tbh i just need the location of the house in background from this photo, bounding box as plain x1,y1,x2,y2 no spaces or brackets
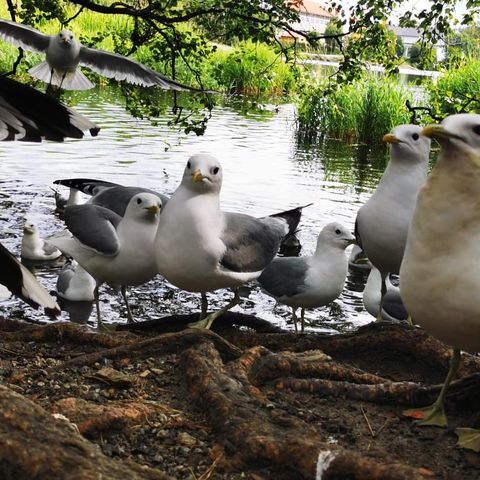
278,0,334,43
392,26,446,61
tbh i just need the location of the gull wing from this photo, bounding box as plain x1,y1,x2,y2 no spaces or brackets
63,204,122,256
0,18,49,52
79,45,200,91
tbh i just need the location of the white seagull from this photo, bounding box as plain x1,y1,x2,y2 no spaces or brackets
0,18,202,91
21,221,62,261
154,153,307,329
258,222,355,332
400,114,480,451
355,125,430,321
51,192,162,328
56,260,95,302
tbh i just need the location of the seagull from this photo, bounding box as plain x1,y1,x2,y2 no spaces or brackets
258,222,355,332
21,221,62,261
53,178,168,217
0,242,60,317
400,114,480,451
363,266,408,322
0,18,203,91
51,186,83,216
0,75,99,140
50,192,162,328
348,244,370,272
355,125,430,321
56,260,95,302
154,153,308,329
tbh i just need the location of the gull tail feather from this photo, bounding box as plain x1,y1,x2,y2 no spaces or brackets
29,62,94,90
269,203,313,235
53,178,119,196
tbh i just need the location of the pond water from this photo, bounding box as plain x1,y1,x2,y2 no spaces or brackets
0,87,391,333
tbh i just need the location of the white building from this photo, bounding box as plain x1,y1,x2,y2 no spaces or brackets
278,0,334,43
392,26,445,61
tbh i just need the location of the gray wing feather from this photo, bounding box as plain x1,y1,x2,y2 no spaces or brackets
382,291,409,321
63,204,122,255
79,46,196,91
56,265,74,294
90,186,168,216
220,213,288,273
258,257,309,298
0,18,50,53
42,241,60,256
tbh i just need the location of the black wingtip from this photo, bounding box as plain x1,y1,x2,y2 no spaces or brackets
269,203,313,235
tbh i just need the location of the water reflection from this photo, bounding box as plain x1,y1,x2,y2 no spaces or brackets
0,86,390,332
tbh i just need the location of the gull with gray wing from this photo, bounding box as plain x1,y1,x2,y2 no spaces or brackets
258,222,355,332
51,192,162,328
355,125,430,321
154,154,308,329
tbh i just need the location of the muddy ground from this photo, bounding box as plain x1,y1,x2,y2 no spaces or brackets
0,315,479,480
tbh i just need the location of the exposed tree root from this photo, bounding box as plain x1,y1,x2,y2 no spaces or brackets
116,311,285,334
223,322,480,377
180,341,432,480
0,385,171,480
63,328,242,368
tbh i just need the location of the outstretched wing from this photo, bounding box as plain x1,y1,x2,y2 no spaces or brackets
0,18,49,53
79,45,201,91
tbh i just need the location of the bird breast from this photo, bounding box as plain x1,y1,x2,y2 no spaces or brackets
47,39,81,70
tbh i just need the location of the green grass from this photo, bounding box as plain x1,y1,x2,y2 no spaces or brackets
296,75,413,144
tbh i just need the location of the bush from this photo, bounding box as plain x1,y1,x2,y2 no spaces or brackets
425,58,480,118
296,75,413,144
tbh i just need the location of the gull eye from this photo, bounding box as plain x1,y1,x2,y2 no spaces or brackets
136,198,142,205
412,133,419,140
335,229,341,235
473,125,480,135
187,161,191,169
212,167,219,175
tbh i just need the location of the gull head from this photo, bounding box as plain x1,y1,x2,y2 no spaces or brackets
23,222,37,236
383,124,431,163
317,222,356,251
182,154,223,193
422,113,480,154
125,193,162,222
56,30,76,48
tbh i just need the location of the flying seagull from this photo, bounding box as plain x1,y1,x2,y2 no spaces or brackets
400,113,480,452
0,18,202,91
0,75,99,140
355,124,430,321
258,222,355,332
51,192,162,328
154,153,309,329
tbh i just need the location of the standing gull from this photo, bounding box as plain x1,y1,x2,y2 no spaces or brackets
51,192,162,328
400,114,480,450
154,154,307,329
355,125,430,321
0,75,99,140
0,18,203,91
258,222,355,332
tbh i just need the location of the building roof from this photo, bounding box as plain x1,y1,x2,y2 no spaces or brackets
287,0,333,19
391,27,420,37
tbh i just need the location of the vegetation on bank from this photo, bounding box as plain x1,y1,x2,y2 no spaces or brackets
296,75,413,144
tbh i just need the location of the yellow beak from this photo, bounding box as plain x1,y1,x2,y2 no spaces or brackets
147,204,161,215
192,169,204,183
383,133,400,144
